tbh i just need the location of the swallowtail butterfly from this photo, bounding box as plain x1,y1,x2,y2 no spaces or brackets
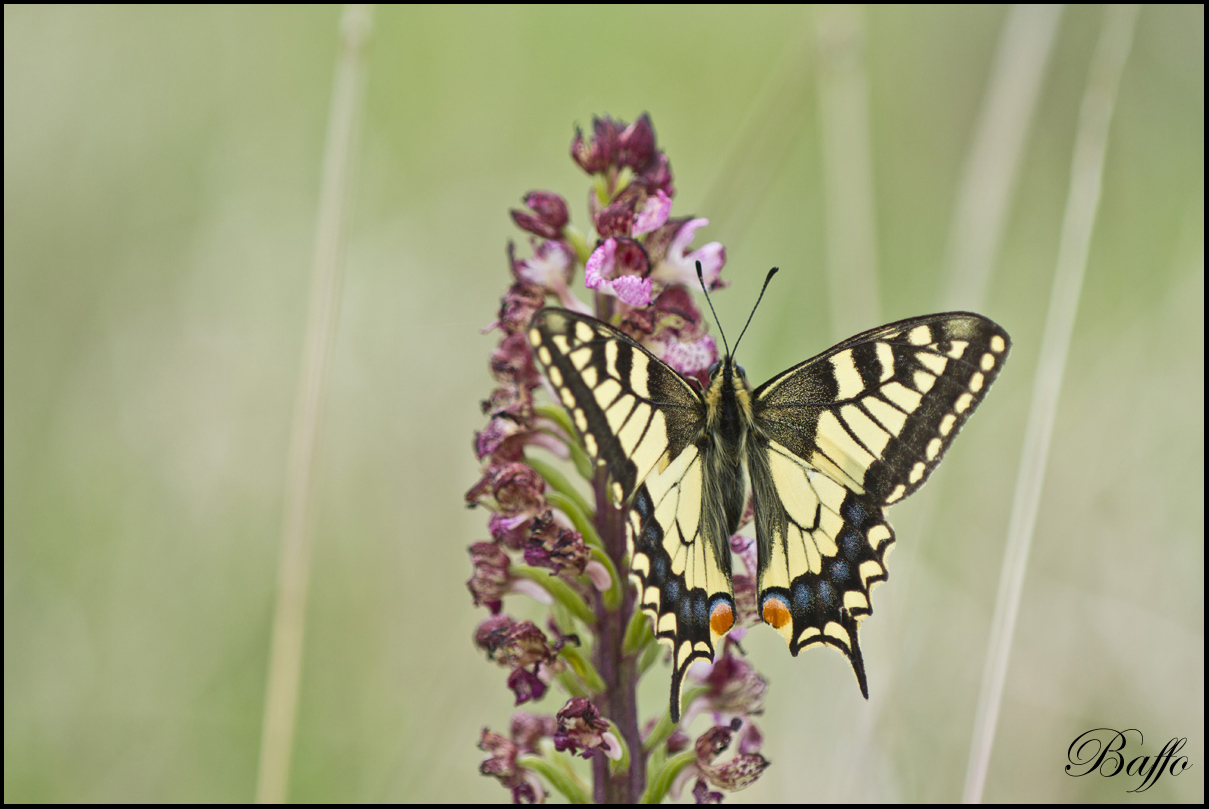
527,268,1009,721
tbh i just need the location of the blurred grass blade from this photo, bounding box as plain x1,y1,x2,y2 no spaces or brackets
816,4,881,339
700,12,813,241
255,5,373,803
836,7,1062,796
942,4,1064,312
962,6,1140,803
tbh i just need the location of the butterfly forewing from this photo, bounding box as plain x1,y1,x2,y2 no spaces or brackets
748,313,1010,688
527,309,735,720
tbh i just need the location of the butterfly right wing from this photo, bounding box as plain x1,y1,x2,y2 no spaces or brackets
527,309,733,721
747,313,1011,694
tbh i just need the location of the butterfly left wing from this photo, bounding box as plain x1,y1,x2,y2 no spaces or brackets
747,312,1011,694
527,309,734,721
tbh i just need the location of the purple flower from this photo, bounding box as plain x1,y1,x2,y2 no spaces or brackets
496,281,546,335
616,114,657,172
510,240,590,314
487,513,533,550
702,652,769,717
523,510,588,576
511,191,569,239
479,728,547,804
674,720,770,801
697,722,770,792
594,185,641,239
475,615,566,706
633,189,672,236
651,218,726,290
585,238,653,307
570,117,620,174
553,697,620,761
651,332,718,379
475,617,557,669
465,461,546,517
491,331,543,390
467,541,511,613
507,666,549,705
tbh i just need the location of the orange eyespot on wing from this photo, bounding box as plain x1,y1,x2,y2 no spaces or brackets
710,600,735,636
762,594,791,629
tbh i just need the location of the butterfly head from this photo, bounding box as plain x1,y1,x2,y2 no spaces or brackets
695,262,777,440
705,356,752,400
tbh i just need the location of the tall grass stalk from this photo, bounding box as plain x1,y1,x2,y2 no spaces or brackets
834,5,1061,796
812,6,884,799
816,4,881,340
962,5,1140,802
942,4,1063,312
255,6,373,803
700,12,813,242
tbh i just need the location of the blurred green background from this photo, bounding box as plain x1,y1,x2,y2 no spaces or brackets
4,5,1202,803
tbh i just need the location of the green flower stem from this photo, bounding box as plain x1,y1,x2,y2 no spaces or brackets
535,401,575,440
640,751,697,804
593,174,611,207
636,639,662,678
563,224,593,269
605,719,631,776
527,455,594,521
544,491,602,552
533,404,595,480
511,565,596,627
643,685,709,753
554,668,589,698
622,602,654,656
559,640,607,693
549,599,579,637
518,754,591,804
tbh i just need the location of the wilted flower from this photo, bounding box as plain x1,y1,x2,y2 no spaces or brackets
511,191,570,239
702,652,768,717
467,541,511,613
480,727,547,804
465,461,545,517
524,510,588,576
553,697,620,761
674,720,770,803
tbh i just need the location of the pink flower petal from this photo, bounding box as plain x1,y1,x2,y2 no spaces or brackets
651,218,727,288
610,275,653,307
658,334,718,376
633,190,671,236
584,238,617,292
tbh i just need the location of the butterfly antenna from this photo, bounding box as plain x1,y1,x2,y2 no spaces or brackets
696,261,731,358
732,267,779,358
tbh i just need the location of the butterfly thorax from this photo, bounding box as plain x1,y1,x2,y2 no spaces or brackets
700,356,754,541
703,356,754,451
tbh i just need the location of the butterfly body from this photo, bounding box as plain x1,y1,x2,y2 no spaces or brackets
528,305,1009,721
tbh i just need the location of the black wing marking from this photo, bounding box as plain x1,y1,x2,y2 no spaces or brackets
527,309,700,501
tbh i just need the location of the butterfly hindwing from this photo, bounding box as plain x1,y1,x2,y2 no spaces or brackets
749,313,1010,689
527,309,735,720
